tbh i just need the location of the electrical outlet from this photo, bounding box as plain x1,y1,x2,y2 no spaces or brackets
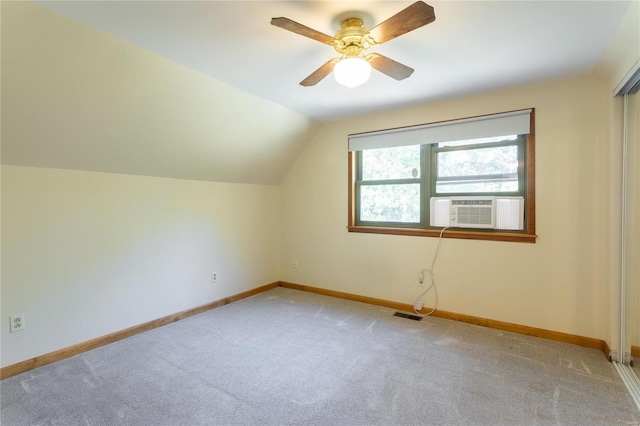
10,314,25,333
418,272,425,286
211,272,219,283
293,259,299,269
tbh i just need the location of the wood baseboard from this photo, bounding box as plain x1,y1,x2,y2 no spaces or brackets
0,282,279,379
2,280,614,379
278,281,610,359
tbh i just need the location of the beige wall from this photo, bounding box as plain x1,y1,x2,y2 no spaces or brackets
1,165,280,367
280,75,612,341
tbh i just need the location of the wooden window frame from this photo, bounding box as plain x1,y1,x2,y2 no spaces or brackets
347,110,537,243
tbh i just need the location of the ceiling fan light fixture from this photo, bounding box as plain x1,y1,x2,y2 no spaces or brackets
334,56,371,88
271,1,435,87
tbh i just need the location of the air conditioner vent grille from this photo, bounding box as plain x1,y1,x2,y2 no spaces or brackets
458,206,493,225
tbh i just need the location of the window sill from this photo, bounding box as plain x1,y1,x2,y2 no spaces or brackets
347,225,537,243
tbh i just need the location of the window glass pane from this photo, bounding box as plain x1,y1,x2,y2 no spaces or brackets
436,145,518,193
362,145,420,180
438,135,518,148
360,184,420,222
438,145,517,177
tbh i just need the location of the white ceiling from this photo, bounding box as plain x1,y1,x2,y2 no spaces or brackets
35,0,632,122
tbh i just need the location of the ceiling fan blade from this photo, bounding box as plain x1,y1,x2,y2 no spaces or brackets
368,1,436,44
270,17,334,44
300,58,340,86
367,53,414,81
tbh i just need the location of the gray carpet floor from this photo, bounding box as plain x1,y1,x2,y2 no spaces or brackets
2,287,639,425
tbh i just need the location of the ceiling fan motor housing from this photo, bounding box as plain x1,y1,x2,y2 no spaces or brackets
333,18,373,57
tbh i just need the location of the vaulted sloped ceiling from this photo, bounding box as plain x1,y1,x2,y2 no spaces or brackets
1,2,321,185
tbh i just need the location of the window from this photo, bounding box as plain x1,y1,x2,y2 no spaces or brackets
348,110,536,243
359,144,422,224
434,135,522,194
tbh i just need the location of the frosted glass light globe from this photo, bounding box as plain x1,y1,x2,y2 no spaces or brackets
334,57,371,88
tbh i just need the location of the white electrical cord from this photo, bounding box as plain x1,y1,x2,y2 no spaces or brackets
414,227,448,316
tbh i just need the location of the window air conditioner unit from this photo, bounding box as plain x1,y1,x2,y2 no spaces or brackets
430,196,524,230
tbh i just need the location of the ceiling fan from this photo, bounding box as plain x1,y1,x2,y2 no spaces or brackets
271,1,435,88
